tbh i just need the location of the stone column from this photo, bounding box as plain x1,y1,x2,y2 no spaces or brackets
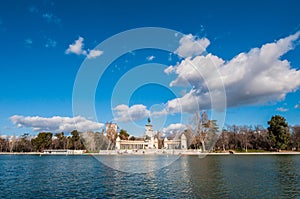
181,134,187,149
116,136,121,150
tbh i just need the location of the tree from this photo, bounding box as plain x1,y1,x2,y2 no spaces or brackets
215,130,230,151
0,137,9,152
81,131,96,152
106,123,118,150
8,135,16,152
239,125,252,152
16,133,33,152
31,132,53,152
187,113,201,150
53,132,66,149
226,125,240,150
68,130,84,150
290,126,300,150
188,112,218,152
119,129,129,140
268,115,290,151
203,119,219,151
94,131,109,150
129,136,136,141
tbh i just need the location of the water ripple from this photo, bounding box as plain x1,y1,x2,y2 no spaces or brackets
0,155,300,198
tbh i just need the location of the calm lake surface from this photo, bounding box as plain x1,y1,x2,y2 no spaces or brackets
0,154,300,198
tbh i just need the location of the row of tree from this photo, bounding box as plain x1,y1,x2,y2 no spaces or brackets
189,115,300,152
0,115,299,152
0,130,85,152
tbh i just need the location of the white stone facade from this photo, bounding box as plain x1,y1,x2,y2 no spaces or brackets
115,119,187,150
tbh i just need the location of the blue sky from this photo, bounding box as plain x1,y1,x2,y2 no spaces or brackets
1,0,300,136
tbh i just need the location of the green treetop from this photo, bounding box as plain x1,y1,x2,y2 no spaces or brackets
267,115,290,150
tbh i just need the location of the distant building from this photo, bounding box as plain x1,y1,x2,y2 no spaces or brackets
115,118,187,150
145,117,155,149
164,134,187,149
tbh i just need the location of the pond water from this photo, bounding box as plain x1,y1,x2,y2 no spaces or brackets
0,154,299,198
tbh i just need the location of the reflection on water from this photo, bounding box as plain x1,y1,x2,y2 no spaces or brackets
94,154,180,173
185,156,230,198
0,155,300,198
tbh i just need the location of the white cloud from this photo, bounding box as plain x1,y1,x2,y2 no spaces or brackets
164,65,175,74
295,104,300,109
276,107,288,112
10,115,104,133
146,55,155,61
151,109,168,118
87,49,103,59
45,38,57,48
162,123,186,134
113,104,150,122
175,34,210,58
28,6,61,25
168,54,224,88
42,13,61,24
162,31,300,114
0,135,21,140
65,36,87,55
66,36,103,59
24,38,33,47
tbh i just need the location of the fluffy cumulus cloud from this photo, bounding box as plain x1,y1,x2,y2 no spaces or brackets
161,31,300,114
10,115,104,133
175,34,210,58
65,36,87,55
295,103,300,109
169,54,225,88
66,36,103,59
162,123,186,134
87,49,103,59
113,104,150,122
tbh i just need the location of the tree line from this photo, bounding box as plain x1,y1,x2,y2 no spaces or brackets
0,130,85,152
191,115,300,152
1,115,299,153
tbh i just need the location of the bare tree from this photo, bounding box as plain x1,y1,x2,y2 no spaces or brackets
240,125,251,152
81,131,96,152
8,135,16,152
188,112,219,152
218,130,230,151
106,123,118,150
188,112,204,151
291,126,300,150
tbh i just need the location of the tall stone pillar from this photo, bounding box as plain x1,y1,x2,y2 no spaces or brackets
181,134,187,149
116,136,121,150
